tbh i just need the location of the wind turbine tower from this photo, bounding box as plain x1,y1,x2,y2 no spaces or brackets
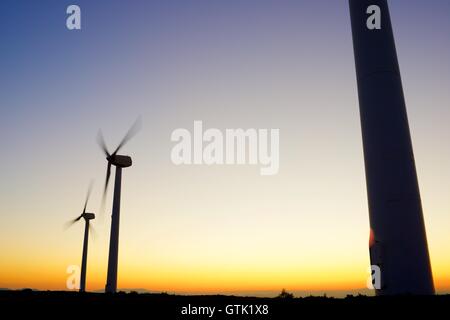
349,0,434,295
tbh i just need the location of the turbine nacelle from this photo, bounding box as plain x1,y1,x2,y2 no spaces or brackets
83,212,95,220
107,155,132,168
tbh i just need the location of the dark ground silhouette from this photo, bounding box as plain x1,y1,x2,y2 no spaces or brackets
1,290,449,318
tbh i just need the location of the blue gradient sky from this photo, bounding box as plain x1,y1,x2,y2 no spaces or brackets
1,0,449,295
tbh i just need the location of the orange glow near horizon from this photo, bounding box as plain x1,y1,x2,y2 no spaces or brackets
1,244,450,296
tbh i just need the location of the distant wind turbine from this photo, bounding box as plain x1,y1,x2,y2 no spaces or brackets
66,182,95,293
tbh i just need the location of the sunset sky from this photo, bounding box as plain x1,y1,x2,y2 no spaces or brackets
1,0,449,296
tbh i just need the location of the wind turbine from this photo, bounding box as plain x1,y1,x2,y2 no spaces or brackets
97,117,141,293
66,182,95,293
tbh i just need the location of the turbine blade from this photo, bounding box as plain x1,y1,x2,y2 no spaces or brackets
101,162,111,208
105,163,111,195
97,130,110,157
64,214,83,230
83,181,93,214
112,116,142,155
89,223,97,240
